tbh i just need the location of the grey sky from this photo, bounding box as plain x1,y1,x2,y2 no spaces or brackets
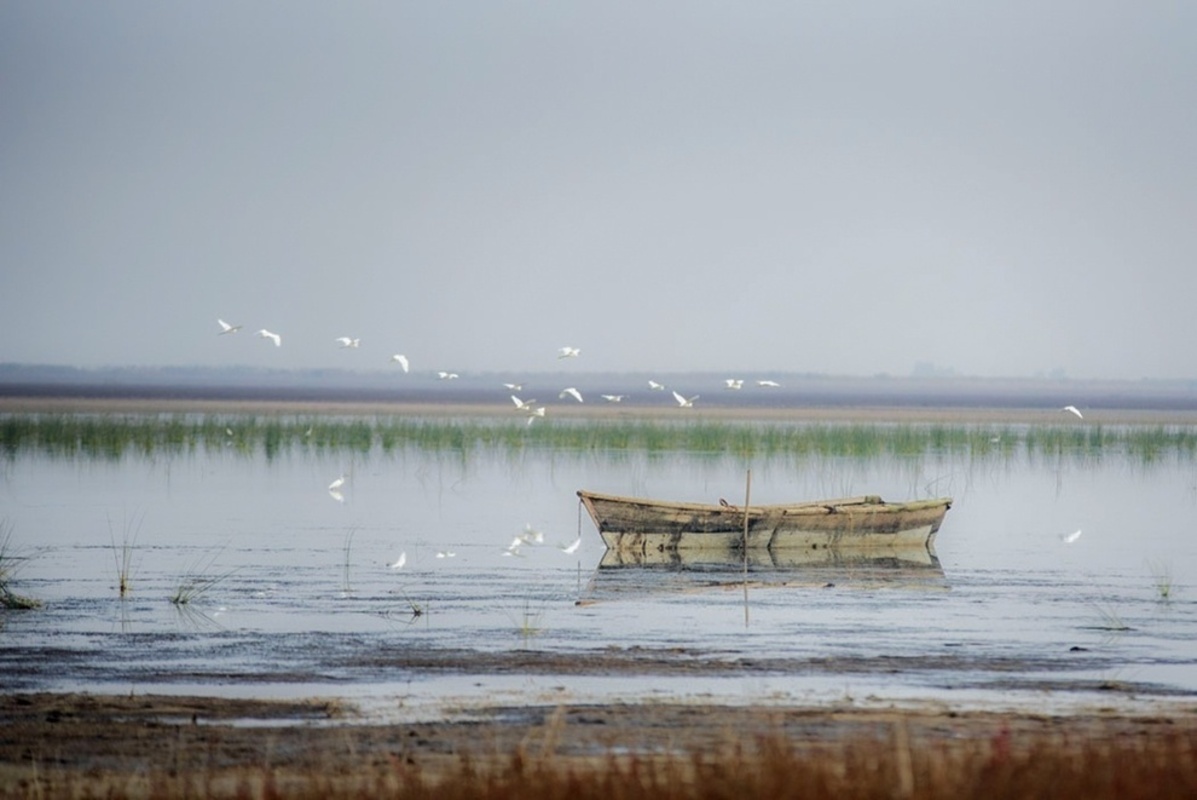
2,2,1195,380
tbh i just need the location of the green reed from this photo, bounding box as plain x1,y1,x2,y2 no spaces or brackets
4,413,1197,466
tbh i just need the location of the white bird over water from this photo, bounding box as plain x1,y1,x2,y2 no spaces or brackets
511,395,538,411
557,346,581,359
672,390,699,408
1061,405,1084,420
757,380,781,388
336,337,361,349
438,371,459,380
328,475,346,491
724,379,744,390
601,394,626,403
519,524,545,545
526,407,546,425
256,329,282,347
504,382,523,391
389,552,407,569
648,380,666,391
559,536,582,555
217,318,242,335
559,387,584,403
390,354,409,372
1060,528,1083,544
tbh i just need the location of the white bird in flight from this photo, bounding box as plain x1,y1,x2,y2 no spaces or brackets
519,525,545,545
511,395,538,411
559,536,582,554
1060,528,1083,544
217,318,242,335
336,337,361,349
648,380,666,391
435,550,457,559
526,407,546,425
559,387,584,403
672,391,699,408
503,536,525,557
328,475,346,491
1061,405,1084,420
256,329,282,347
757,380,781,388
389,552,407,570
504,382,523,391
438,371,459,380
557,346,581,359
390,354,410,372
601,394,626,403
724,379,744,390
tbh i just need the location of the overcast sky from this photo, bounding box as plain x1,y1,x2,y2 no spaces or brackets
2,2,1195,380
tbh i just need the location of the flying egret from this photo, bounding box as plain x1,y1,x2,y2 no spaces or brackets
724,379,744,390
601,394,626,402
1061,405,1084,420
648,380,666,391
1060,529,1083,544
519,524,544,545
559,387,584,403
559,536,582,554
511,395,537,410
328,475,346,491
390,354,410,372
435,550,457,559
557,346,581,359
335,337,361,348
256,329,282,347
757,380,781,388
526,407,546,425
217,318,242,335
389,552,407,569
503,536,525,557
438,371,459,380
504,382,523,391
672,390,699,408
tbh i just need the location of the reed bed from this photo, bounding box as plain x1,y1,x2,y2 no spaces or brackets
4,412,1197,466
8,715,1196,799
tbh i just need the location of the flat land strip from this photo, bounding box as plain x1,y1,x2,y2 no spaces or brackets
3,693,1196,797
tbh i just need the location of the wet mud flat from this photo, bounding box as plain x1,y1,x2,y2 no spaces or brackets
3,690,1197,798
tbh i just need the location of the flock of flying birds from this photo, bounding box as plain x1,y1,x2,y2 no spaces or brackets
219,318,1090,564
216,318,785,423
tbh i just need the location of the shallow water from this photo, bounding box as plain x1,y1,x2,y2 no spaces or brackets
3,420,1196,719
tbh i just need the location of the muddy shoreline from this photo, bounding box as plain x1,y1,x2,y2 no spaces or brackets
3,691,1195,790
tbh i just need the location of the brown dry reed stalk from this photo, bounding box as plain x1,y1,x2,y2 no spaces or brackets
12,716,1197,799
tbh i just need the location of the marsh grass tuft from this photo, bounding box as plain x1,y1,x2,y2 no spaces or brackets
0,519,43,610
506,600,545,643
1088,601,1132,632
108,510,143,598
1147,559,1175,602
170,548,234,606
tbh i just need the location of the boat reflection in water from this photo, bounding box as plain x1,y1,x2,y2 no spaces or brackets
584,544,948,601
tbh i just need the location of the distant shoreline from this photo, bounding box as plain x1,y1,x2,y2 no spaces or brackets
5,390,1197,425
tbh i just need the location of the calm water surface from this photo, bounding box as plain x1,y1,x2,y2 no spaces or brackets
3,419,1196,720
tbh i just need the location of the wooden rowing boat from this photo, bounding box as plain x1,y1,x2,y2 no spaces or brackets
577,490,951,554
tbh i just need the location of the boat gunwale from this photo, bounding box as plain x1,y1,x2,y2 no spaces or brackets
576,489,952,517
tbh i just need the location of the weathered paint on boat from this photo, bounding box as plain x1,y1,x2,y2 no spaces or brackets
577,490,951,554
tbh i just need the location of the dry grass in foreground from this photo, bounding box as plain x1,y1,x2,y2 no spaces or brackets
3,698,1196,799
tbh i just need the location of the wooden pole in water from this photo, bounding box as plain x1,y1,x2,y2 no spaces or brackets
742,469,751,626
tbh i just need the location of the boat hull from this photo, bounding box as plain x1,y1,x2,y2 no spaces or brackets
577,490,951,554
